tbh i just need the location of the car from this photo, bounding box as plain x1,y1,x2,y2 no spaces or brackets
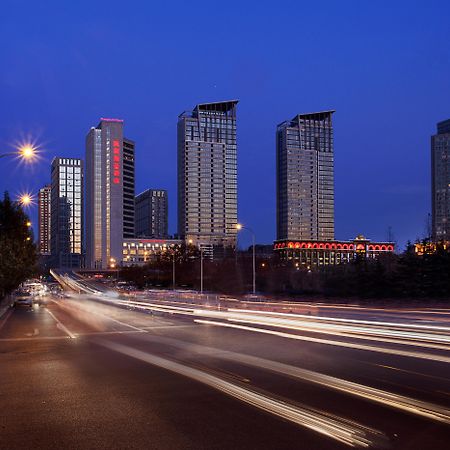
14,293,33,308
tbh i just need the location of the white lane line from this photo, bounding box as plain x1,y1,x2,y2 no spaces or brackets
98,340,387,448
0,336,71,342
46,309,76,339
195,319,450,365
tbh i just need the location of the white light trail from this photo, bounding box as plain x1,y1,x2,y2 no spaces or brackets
195,319,450,364
98,340,386,448
131,333,450,425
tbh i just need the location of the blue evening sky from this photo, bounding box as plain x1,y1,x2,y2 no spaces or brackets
1,0,449,250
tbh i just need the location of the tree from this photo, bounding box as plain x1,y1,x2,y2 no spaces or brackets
0,192,37,298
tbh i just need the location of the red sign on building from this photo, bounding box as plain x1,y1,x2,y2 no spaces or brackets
112,139,120,184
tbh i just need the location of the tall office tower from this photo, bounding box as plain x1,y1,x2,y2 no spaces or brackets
177,100,238,253
276,111,335,241
50,158,83,268
85,118,135,269
431,119,450,241
135,189,168,238
38,185,51,255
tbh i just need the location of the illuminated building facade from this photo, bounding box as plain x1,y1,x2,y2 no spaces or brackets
50,158,83,268
85,118,135,269
38,184,51,255
135,189,168,238
414,240,449,255
178,100,238,256
122,238,183,266
277,111,335,241
431,119,450,241
274,235,394,267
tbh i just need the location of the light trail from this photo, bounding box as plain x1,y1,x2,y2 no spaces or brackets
98,340,387,448
227,308,450,333
195,319,450,364
71,292,450,360
131,333,450,425
53,277,450,363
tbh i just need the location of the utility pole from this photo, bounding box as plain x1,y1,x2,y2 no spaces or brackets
172,251,176,290
200,248,203,294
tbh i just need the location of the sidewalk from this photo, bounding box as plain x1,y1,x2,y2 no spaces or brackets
0,294,13,320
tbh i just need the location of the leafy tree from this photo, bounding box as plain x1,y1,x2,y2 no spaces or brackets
0,192,37,298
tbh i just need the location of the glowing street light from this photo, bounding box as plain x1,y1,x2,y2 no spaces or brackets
19,193,33,207
26,221,32,227
0,143,39,163
19,144,37,161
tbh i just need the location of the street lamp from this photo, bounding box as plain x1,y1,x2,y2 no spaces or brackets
236,223,256,294
172,247,176,290
0,144,38,163
200,247,204,294
19,193,34,207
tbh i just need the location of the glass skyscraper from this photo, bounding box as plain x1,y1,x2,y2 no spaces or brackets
432,119,450,241
85,118,135,269
50,158,83,268
276,111,335,241
177,100,238,253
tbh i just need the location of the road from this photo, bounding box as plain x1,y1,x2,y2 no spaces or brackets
1,291,450,449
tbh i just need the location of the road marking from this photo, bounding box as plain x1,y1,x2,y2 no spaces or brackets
0,336,72,342
46,309,76,339
25,328,40,337
98,339,387,448
373,364,450,383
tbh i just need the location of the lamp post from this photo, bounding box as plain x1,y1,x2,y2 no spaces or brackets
172,250,176,290
236,224,256,294
0,145,38,163
200,247,204,294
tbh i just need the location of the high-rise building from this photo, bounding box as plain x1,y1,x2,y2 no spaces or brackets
177,100,238,254
50,157,83,268
38,185,51,255
431,119,450,241
85,118,135,269
135,189,168,238
276,111,335,242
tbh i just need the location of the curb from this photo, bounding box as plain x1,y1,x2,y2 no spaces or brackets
0,295,13,320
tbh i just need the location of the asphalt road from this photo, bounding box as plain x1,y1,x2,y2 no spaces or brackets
1,292,450,450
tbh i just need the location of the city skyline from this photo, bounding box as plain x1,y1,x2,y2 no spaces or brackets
16,107,450,253
1,1,449,250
